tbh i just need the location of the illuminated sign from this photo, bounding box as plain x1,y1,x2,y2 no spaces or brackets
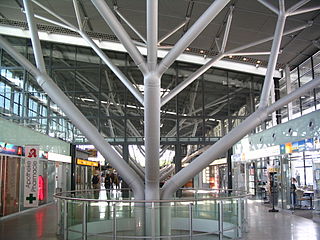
0,142,24,156
38,175,44,201
76,158,99,167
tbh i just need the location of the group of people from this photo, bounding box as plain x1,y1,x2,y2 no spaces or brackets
104,172,121,190
91,171,130,199
91,171,122,190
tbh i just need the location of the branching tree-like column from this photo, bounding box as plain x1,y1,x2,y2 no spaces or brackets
0,0,320,237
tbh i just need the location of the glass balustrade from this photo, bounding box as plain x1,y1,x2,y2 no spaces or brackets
54,188,247,240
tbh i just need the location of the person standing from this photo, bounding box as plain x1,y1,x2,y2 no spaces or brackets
291,177,297,208
105,173,112,189
92,174,100,199
92,174,100,189
104,173,112,198
114,174,120,189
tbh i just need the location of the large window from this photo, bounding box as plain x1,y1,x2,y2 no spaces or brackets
0,35,266,145
278,51,320,123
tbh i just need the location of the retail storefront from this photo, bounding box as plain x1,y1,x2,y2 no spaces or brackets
232,110,320,221
0,118,71,218
202,158,228,189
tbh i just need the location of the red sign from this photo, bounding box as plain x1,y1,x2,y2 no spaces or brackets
38,175,44,201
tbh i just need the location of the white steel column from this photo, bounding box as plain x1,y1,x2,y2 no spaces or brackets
23,0,46,73
271,81,277,126
259,0,286,109
145,0,160,202
285,65,293,120
147,0,158,72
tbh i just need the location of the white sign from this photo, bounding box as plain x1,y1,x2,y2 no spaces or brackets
47,152,71,163
24,145,39,207
232,145,281,161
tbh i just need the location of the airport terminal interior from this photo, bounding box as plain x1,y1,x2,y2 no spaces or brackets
0,0,320,239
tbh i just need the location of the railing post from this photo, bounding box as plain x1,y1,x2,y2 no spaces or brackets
244,196,248,232
56,198,61,235
189,203,193,239
112,203,117,240
82,201,88,240
151,202,156,239
218,201,223,240
237,198,242,238
64,200,68,240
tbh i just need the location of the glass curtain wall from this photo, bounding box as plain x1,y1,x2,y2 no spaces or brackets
279,51,320,124
0,36,264,148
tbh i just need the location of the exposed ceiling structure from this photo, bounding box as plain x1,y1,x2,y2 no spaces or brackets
0,0,319,148
0,0,319,70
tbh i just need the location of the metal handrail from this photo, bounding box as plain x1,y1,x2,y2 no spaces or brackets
54,188,248,203
55,188,248,239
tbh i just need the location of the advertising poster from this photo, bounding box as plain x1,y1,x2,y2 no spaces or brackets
305,138,314,150
292,141,299,152
280,144,285,154
24,145,39,207
285,142,292,154
298,140,306,152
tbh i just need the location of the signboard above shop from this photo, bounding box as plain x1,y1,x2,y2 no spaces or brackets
280,138,315,154
232,137,319,162
0,142,24,156
77,158,99,167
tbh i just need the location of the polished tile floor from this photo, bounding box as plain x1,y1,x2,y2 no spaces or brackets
0,200,319,239
242,200,320,240
0,203,59,240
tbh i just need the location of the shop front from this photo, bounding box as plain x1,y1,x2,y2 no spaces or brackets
0,142,71,218
233,137,320,222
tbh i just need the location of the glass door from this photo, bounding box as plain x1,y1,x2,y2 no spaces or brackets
280,155,292,209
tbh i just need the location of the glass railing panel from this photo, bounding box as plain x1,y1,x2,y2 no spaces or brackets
54,188,247,239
